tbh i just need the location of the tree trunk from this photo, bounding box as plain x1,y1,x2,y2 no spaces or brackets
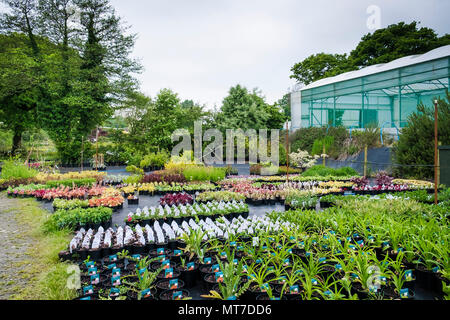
11,129,22,156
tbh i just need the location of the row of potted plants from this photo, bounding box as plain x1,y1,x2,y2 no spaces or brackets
70,207,446,300
125,200,250,225
48,207,113,231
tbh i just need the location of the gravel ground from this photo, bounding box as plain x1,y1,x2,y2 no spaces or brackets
0,194,34,299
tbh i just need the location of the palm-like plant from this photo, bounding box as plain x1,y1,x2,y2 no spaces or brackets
201,258,250,300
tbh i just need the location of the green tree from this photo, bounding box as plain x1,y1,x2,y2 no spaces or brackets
393,93,450,179
0,33,40,155
0,0,44,155
350,21,450,67
290,53,353,85
216,84,285,131
277,93,291,120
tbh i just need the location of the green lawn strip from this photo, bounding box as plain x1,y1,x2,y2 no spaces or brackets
8,196,77,300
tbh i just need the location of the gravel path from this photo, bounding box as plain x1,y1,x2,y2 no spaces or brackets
0,194,34,300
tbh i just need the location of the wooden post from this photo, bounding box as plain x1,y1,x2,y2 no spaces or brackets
322,143,326,166
286,122,290,183
95,127,99,171
81,136,84,172
434,100,438,205
364,145,368,177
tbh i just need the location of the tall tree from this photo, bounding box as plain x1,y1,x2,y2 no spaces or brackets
0,0,42,154
0,33,40,155
216,85,285,131
350,21,450,67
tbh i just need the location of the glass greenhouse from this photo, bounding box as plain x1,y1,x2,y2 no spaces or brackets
290,45,450,131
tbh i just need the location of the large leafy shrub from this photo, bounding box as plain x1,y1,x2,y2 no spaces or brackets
393,94,450,179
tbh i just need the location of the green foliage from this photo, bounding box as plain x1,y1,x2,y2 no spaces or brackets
215,84,286,131
45,207,113,231
312,136,335,156
393,94,450,179
290,126,349,159
182,166,226,182
140,151,169,168
126,165,144,175
45,178,96,188
351,125,380,149
290,53,354,85
301,165,359,177
1,160,38,180
349,21,450,67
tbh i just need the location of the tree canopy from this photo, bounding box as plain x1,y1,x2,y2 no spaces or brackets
290,21,450,85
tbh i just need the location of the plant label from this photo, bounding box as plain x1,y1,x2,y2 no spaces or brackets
173,291,183,300
170,279,178,289
230,241,236,247
83,285,94,295
80,296,91,300
400,288,409,299
112,276,121,286
110,288,120,297
174,250,182,256
157,255,166,262
141,289,152,299
290,285,299,294
107,263,116,270
132,254,141,260
233,259,238,265
204,257,212,265
404,270,413,281
215,272,224,283
311,278,318,285
109,255,118,262
88,267,98,276
220,252,227,259
157,248,165,255
165,268,174,278
212,264,220,273
90,274,100,285
162,260,171,269
112,268,121,277
187,262,195,271
85,261,95,268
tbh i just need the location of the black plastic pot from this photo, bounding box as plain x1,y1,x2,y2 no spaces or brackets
156,279,185,296
159,289,190,301
87,248,102,261
126,287,157,300
176,263,199,288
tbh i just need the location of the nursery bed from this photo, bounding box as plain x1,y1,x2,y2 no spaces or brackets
39,194,286,227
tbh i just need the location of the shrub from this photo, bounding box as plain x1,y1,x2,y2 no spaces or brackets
301,165,359,177
1,160,38,180
45,178,96,188
393,94,450,179
126,165,144,175
289,150,318,168
46,207,113,231
182,166,226,182
311,136,335,156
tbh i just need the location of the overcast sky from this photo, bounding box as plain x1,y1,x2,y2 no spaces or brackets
108,1,448,108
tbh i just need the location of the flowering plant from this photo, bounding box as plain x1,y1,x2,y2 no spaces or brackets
289,149,319,169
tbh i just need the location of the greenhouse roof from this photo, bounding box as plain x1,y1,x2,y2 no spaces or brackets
301,45,450,91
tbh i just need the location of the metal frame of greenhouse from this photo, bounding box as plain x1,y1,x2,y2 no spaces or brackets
290,45,450,132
